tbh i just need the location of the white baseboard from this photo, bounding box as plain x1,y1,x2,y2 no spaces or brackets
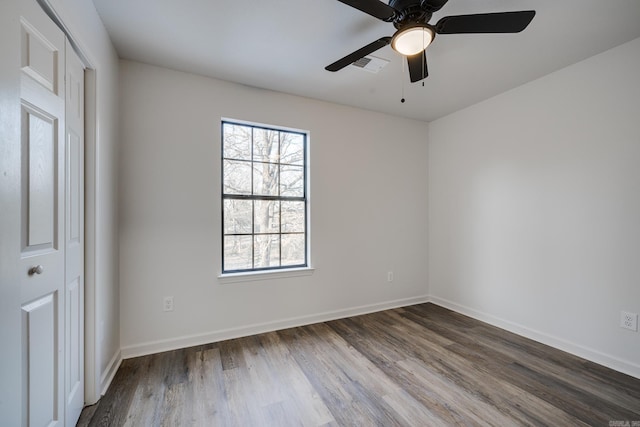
100,349,122,396
430,296,640,380
118,294,639,380
121,295,431,359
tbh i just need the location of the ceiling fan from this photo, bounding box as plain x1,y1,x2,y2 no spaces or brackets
325,0,535,83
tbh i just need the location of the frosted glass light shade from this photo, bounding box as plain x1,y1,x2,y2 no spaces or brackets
391,26,434,56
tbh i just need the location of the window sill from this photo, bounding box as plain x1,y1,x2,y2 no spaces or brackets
218,267,315,284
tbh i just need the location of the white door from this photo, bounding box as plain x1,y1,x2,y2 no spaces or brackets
19,0,66,425
64,39,85,427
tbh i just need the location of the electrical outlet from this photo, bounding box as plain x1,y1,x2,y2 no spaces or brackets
620,311,638,331
163,296,174,312
387,271,394,282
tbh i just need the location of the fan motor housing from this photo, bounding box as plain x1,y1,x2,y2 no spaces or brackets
388,0,432,28
388,0,421,10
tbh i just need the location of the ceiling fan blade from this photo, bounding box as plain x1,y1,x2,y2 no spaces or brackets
337,0,397,21
325,37,392,72
436,10,535,34
421,0,449,13
407,51,428,83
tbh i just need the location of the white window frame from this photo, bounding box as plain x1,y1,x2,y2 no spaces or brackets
219,118,311,278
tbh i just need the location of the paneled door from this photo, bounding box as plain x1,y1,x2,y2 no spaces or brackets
19,0,66,425
64,39,85,427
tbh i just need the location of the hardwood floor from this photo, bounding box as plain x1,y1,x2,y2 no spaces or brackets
78,303,640,426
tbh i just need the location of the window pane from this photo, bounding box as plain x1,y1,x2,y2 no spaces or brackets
253,162,279,196
281,201,304,233
254,234,280,268
253,128,279,163
281,234,305,266
224,200,252,234
224,235,252,271
223,123,251,160
280,133,304,165
280,165,304,197
223,160,251,195
254,200,280,234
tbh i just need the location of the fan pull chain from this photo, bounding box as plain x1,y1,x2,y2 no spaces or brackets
420,31,427,83
401,57,406,103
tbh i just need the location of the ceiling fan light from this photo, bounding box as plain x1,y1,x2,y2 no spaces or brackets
391,26,434,56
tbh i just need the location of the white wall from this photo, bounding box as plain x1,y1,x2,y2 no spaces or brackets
428,37,640,377
118,60,430,356
45,0,121,401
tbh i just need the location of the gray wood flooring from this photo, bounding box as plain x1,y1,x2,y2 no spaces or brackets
78,303,640,426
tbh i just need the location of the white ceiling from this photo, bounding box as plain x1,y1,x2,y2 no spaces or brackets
92,0,640,122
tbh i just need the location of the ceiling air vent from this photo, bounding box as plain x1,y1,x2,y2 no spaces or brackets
351,55,389,74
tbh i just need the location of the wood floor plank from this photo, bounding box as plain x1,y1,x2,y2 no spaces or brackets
191,346,232,426
278,324,404,426
241,332,335,426
123,354,169,427
159,382,186,427
80,357,146,427
80,303,640,426
382,388,444,426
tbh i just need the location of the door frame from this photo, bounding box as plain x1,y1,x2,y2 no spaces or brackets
0,1,25,424
36,0,101,405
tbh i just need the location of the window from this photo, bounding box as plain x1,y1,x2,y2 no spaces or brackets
221,120,308,273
